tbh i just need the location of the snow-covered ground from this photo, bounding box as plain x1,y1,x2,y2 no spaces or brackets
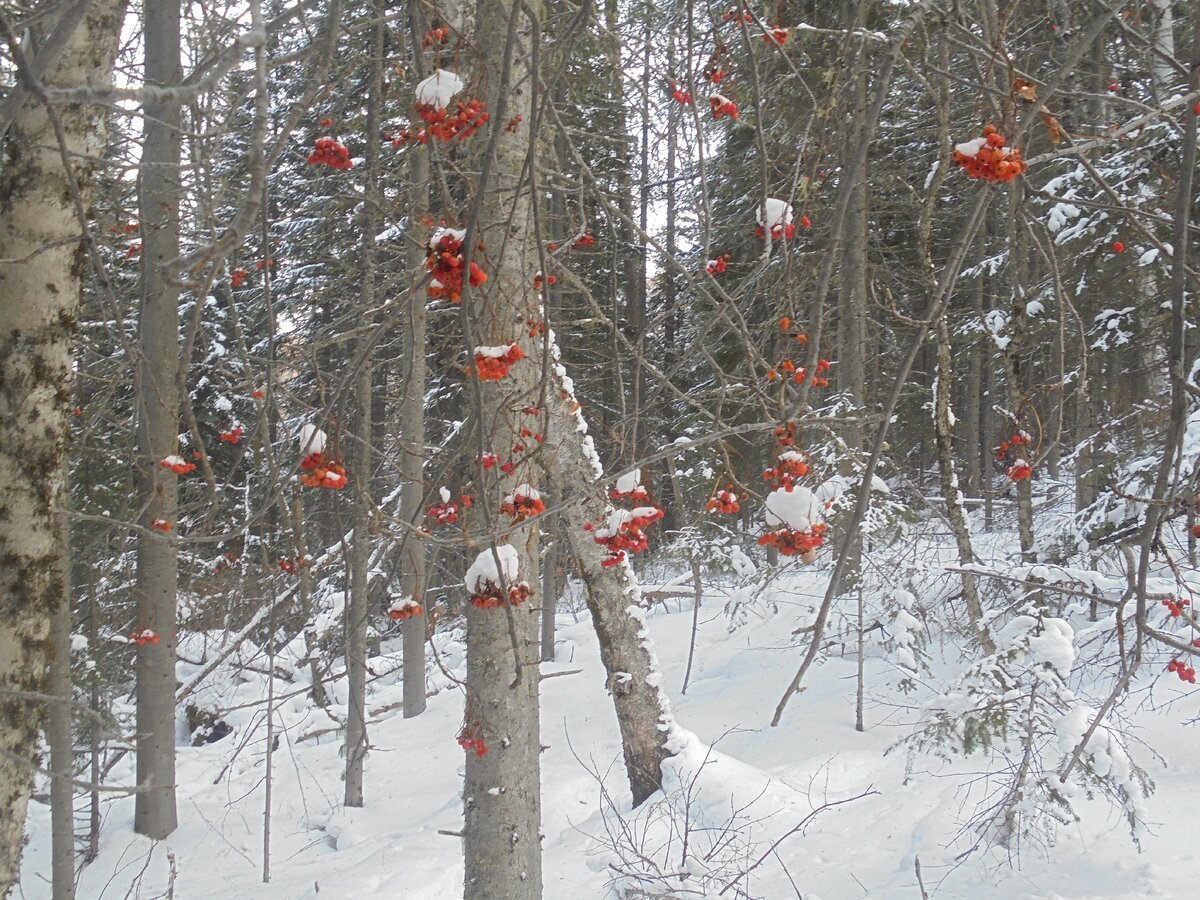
20,563,1200,899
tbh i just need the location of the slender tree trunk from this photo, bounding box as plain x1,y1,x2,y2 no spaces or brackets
133,0,182,840
935,318,996,654
540,532,558,663
292,489,327,706
541,366,678,805
400,111,429,721
49,515,74,900
0,3,124,888
344,16,384,806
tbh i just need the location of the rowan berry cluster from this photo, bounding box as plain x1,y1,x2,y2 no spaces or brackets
500,485,547,523
416,97,489,142
1166,658,1197,683
308,136,353,170
473,343,525,381
299,452,347,490
758,523,828,556
129,629,160,647
953,124,1027,182
426,229,488,303
387,598,424,621
706,488,741,515
1162,597,1191,617
160,455,196,475
469,580,531,610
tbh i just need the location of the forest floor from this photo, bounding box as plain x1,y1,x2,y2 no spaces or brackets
20,551,1200,899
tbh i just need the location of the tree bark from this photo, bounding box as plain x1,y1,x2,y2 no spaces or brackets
0,2,124,890
133,0,182,840
460,1,545,895
400,61,429,720
540,363,678,805
49,515,74,900
344,15,384,806
935,318,996,654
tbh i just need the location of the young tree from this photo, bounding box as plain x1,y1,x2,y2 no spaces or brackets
133,0,182,839
0,0,126,889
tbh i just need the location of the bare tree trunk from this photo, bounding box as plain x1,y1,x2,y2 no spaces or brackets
460,2,545,895
344,16,384,806
344,361,372,808
541,371,677,805
540,532,558,663
0,2,124,888
49,515,74,900
935,318,996,654
292,489,327,705
400,92,429,721
133,0,182,840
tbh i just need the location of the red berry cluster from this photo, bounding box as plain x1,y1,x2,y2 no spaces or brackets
299,452,348,490
532,272,557,290
1167,658,1197,683
151,519,172,533
422,25,450,46
416,97,489,142
473,343,525,381
219,425,243,444
754,223,796,241
766,357,829,387
706,487,741,515
231,268,247,288
953,124,1027,182
308,136,353,170
592,475,664,567
387,598,424,621
672,85,692,106
763,27,789,45
499,485,547,523
594,505,664,568
130,629,160,647
469,580,531,610
457,723,488,757
996,430,1033,481
758,523,828,556
1162,597,1191,618
705,67,726,85
706,254,731,276
160,456,196,475
425,230,488,303
709,94,739,121
427,499,460,526
721,9,753,22
762,453,809,491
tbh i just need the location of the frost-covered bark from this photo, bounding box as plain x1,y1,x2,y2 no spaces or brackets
0,1,124,890
540,348,680,806
133,0,182,840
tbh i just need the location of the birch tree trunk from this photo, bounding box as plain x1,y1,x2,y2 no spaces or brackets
0,1,124,890
133,0,182,840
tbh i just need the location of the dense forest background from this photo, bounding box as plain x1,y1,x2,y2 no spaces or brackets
0,0,1197,897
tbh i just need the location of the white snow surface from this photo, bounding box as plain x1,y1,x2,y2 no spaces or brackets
755,196,792,229
297,423,326,455
464,543,519,593
614,469,641,494
21,560,1200,900
415,69,464,110
764,485,820,530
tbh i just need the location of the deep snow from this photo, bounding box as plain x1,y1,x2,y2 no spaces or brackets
20,565,1200,899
